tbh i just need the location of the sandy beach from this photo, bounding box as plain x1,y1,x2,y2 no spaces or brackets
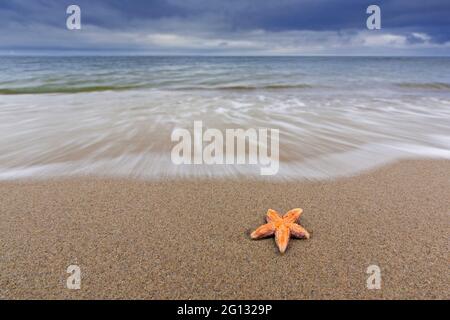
0,159,449,299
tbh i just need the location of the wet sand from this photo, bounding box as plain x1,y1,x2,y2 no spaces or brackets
0,159,449,299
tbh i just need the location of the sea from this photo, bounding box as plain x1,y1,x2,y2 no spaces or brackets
0,56,449,180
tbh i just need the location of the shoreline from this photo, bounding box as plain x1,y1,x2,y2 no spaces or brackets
1,159,449,299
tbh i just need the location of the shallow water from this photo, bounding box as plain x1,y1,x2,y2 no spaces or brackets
0,56,449,180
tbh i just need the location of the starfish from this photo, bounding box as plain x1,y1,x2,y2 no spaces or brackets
250,208,310,253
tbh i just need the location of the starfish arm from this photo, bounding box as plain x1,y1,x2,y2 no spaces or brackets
251,223,275,239
288,223,310,239
282,208,303,223
275,224,290,253
266,209,282,223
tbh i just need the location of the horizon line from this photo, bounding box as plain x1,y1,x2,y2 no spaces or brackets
1,53,450,58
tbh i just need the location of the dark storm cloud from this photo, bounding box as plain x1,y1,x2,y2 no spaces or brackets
0,0,449,54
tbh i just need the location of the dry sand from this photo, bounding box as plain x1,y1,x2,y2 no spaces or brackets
0,160,449,299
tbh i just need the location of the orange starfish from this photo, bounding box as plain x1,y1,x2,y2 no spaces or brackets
250,208,310,253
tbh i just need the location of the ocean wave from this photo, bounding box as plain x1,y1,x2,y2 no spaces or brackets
396,82,450,91
0,84,145,95
1,142,449,181
0,83,317,95
0,86,449,181
174,84,314,91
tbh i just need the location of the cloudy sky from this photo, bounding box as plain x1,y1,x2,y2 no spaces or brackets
0,0,449,55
